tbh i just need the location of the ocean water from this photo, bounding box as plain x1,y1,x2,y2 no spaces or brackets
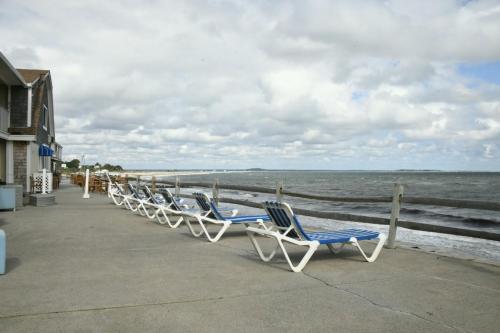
161,171,500,235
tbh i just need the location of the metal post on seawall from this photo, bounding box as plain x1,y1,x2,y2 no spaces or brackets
386,183,404,249
276,180,284,202
83,169,90,199
212,178,219,206
175,177,180,197
42,168,47,194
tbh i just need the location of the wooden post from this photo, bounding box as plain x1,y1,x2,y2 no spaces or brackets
386,183,404,249
152,176,157,192
137,175,141,187
276,180,284,202
212,178,219,206
175,177,180,197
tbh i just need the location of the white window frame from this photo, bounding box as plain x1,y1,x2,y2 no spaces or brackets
42,104,48,130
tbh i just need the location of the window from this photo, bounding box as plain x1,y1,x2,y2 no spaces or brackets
39,155,50,171
42,105,48,130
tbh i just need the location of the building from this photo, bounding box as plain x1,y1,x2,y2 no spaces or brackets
0,51,62,194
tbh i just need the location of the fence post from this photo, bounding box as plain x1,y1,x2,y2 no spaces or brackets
212,178,219,206
276,180,284,202
175,177,180,197
42,168,47,194
386,183,404,249
83,169,90,199
137,175,141,187
152,176,156,192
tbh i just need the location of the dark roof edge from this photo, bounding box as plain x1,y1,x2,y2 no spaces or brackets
0,51,28,87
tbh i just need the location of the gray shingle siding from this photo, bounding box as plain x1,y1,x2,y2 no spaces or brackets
10,86,28,127
36,85,50,145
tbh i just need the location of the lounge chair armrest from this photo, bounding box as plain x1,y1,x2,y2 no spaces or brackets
246,226,318,246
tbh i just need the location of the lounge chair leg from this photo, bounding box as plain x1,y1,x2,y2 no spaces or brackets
184,216,208,238
278,238,320,273
137,204,146,216
123,198,133,210
143,206,156,219
185,216,231,242
350,234,386,263
155,209,183,228
327,243,346,254
110,194,124,206
246,231,279,262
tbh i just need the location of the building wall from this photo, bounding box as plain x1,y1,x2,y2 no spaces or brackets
13,141,27,190
10,86,28,127
29,142,39,175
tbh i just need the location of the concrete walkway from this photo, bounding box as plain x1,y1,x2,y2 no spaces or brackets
0,185,499,332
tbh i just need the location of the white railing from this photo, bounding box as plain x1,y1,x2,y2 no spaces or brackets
33,171,53,193
0,108,9,133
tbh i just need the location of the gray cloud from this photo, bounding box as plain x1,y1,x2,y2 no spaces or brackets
1,0,499,170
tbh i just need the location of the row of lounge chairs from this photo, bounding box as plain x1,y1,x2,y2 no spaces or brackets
106,179,386,272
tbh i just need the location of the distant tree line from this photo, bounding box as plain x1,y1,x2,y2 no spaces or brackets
63,159,124,172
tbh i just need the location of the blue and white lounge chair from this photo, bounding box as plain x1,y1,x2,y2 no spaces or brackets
108,181,141,213
108,181,127,206
181,192,271,243
137,186,166,219
105,172,127,206
246,201,386,272
154,189,196,228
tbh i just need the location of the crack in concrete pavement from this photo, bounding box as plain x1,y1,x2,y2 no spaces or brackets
0,283,327,321
302,271,472,333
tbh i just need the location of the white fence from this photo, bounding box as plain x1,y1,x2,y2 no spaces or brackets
32,171,53,193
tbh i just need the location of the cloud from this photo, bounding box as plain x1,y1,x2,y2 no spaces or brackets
1,0,499,170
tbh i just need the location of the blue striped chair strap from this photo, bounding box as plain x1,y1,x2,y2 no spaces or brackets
263,202,299,238
193,193,211,211
228,215,270,223
305,229,380,244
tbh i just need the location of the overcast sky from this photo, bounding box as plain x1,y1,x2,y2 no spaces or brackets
1,0,499,170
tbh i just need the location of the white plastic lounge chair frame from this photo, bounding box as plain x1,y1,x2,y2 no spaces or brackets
108,181,139,212
181,192,270,243
246,201,386,272
116,184,148,214
137,186,163,219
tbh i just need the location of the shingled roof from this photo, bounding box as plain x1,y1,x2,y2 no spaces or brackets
16,69,49,84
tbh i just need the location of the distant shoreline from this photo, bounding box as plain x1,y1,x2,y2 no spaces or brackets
118,169,499,174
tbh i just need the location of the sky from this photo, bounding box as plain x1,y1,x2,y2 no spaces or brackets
1,0,500,171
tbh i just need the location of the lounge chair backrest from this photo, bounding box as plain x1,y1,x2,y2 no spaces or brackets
142,186,159,204
160,189,182,211
113,182,125,195
193,192,223,220
263,201,309,240
127,184,140,199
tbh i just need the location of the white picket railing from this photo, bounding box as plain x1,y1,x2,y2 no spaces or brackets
33,170,53,193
